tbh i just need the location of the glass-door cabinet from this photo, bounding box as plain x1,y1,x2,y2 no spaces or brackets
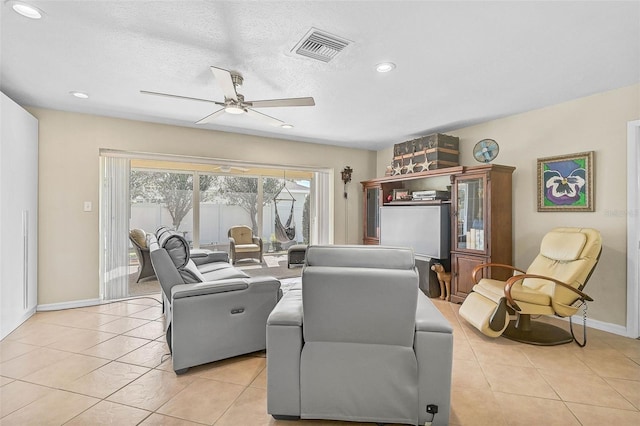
362,182,381,244
450,165,515,303
454,176,486,252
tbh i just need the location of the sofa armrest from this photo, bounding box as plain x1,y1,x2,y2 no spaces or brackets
247,276,282,298
171,280,249,300
267,289,303,417
267,288,303,326
414,293,453,425
415,293,454,333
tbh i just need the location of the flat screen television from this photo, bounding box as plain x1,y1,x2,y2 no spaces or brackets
379,204,450,259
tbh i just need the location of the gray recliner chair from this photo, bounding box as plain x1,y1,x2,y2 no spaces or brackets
266,245,453,426
148,229,281,374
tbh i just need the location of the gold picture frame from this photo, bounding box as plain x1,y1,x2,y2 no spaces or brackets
537,151,594,212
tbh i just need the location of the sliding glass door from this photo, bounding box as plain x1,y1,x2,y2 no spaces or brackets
101,150,331,299
130,170,194,241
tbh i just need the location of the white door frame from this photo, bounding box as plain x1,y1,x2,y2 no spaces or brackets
627,119,640,338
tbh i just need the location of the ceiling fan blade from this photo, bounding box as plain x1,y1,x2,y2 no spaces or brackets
140,90,224,105
195,108,226,124
210,66,238,101
248,97,315,108
245,108,285,127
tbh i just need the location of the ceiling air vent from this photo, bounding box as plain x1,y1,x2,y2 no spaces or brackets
292,28,350,63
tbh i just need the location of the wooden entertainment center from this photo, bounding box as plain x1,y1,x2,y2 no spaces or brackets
361,164,515,303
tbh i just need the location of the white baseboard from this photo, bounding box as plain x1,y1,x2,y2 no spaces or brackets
36,294,162,312
1,307,37,340
563,314,629,338
37,298,102,311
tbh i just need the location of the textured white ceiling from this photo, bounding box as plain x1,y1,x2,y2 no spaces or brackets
1,1,639,150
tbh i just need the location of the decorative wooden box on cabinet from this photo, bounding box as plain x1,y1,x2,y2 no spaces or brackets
361,164,514,303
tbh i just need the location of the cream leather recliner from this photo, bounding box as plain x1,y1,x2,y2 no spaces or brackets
459,227,601,345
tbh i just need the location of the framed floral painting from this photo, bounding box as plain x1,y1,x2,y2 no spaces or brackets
537,151,594,212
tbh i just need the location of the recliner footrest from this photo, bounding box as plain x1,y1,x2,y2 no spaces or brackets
459,292,509,338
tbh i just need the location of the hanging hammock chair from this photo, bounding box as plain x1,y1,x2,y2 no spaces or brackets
274,183,296,243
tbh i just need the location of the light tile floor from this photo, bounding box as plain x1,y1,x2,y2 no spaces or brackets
1,294,639,425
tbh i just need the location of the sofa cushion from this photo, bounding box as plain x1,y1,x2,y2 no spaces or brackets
202,267,250,282
198,262,235,274
235,243,261,253
180,260,206,284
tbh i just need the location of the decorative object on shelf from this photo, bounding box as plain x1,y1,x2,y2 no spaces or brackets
405,158,416,173
385,162,394,176
473,139,499,163
417,153,433,172
392,133,459,174
537,151,594,212
391,188,410,201
340,166,353,200
431,263,451,301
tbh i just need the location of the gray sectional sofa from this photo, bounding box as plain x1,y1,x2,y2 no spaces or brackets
148,227,281,374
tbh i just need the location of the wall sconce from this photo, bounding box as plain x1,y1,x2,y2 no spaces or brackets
341,166,353,185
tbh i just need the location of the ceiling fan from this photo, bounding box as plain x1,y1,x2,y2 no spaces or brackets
141,66,315,127
212,165,249,173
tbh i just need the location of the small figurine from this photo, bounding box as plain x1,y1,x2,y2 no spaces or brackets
431,263,451,301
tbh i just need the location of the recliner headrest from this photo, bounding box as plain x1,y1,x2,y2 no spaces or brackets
540,231,587,261
305,245,415,270
157,230,191,269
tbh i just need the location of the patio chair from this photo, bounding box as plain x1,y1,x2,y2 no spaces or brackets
228,225,263,264
129,228,156,282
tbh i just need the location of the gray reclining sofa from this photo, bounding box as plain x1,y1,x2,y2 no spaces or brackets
148,227,281,374
266,245,453,426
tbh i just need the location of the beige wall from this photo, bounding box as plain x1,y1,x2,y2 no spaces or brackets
31,108,376,305
378,84,640,326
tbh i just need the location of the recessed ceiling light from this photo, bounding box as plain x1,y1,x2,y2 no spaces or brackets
375,62,396,73
8,1,43,19
281,124,294,129
70,91,89,99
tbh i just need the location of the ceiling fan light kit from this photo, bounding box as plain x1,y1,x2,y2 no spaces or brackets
141,66,315,127
224,105,245,115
